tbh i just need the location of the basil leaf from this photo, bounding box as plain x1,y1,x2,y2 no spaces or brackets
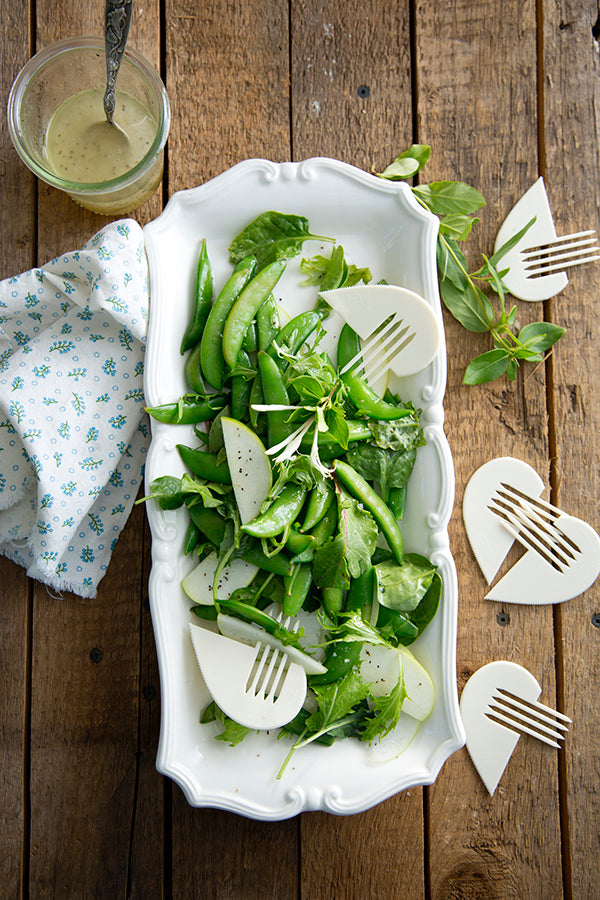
488,215,537,268
440,278,495,333
463,348,510,385
413,181,486,216
438,213,478,242
229,211,333,268
377,144,431,180
518,321,566,352
436,237,469,290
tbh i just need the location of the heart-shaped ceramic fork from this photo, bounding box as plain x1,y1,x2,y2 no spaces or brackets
493,177,599,302
189,622,308,730
494,178,600,301
319,284,441,379
460,661,571,795
463,457,600,604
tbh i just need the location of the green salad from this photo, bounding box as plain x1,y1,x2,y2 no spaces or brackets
142,211,442,777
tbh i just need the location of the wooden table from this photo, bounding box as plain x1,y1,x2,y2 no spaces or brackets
2,1,599,897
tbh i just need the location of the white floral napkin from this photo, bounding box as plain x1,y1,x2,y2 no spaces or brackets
0,220,149,598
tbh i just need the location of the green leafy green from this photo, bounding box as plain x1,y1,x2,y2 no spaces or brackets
300,244,372,291
360,667,409,743
229,211,334,269
375,144,431,180
201,701,252,746
374,554,437,612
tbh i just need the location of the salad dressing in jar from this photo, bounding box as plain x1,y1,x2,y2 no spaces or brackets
45,88,157,183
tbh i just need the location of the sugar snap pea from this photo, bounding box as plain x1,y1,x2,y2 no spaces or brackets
200,256,257,390
283,563,313,617
180,239,213,354
145,393,226,425
334,459,404,563
176,445,231,484
222,260,286,369
300,478,335,532
258,350,293,448
183,341,206,393
256,294,280,350
321,587,344,618
341,370,412,421
242,483,307,538
310,640,361,685
268,310,326,364
230,348,254,422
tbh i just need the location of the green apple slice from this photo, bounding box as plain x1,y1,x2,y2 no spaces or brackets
359,642,435,721
221,416,272,524
182,551,258,604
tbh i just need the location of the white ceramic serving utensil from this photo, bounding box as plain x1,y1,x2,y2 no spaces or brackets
320,284,441,379
189,622,308,730
460,660,570,795
493,177,599,301
463,457,600,604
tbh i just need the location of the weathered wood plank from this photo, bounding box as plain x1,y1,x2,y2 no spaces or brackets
164,4,298,896
0,2,37,897
414,1,564,896
291,2,427,896
542,3,600,897
26,2,162,896
290,0,413,174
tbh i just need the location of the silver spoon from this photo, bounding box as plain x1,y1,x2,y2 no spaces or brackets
83,0,133,154
103,0,133,126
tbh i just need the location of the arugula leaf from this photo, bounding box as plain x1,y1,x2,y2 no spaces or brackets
346,443,416,499
360,668,409,743
305,670,371,735
325,611,394,647
229,211,334,269
374,554,437,612
300,245,371,290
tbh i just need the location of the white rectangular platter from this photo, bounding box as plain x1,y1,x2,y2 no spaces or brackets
143,157,465,820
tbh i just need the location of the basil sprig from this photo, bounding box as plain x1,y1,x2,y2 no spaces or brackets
377,146,565,385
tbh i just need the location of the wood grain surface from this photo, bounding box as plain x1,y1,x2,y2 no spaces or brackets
1,1,599,898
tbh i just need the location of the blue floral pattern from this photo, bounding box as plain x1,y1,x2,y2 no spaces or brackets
0,220,149,598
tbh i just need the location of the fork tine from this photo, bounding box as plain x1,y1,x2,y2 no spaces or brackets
488,502,574,570
362,331,416,385
246,642,272,695
338,316,398,375
524,252,600,277
489,697,568,740
496,688,572,725
522,234,598,261
485,708,562,748
523,243,600,269
496,484,582,554
493,492,578,561
522,229,596,253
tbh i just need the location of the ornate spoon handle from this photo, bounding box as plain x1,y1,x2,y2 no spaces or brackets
103,0,133,123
